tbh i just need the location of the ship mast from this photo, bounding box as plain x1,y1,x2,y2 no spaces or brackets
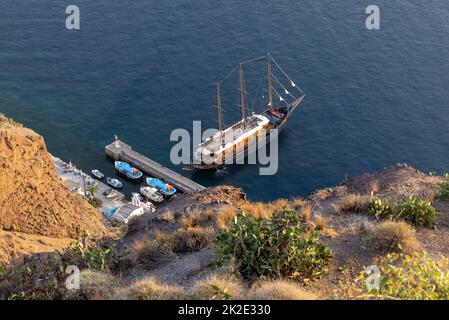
217,81,223,132
216,81,224,146
239,63,246,128
268,53,273,113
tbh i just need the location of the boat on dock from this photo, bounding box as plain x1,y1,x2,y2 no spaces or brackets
132,193,156,212
114,161,143,180
188,53,305,170
91,169,104,180
103,188,121,199
146,177,176,197
140,186,164,203
106,177,123,189
105,139,205,193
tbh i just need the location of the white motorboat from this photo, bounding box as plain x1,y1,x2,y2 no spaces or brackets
91,169,104,180
106,177,123,189
140,186,164,203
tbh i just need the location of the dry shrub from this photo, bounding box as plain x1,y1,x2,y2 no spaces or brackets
131,235,148,256
306,220,316,231
64,270,120,300
246,280,317,300
204,208,215,222
291,197,306,210
331,203,342,214
173,226,215,252
252,202,271,219
323,227,338,238
265,202,277,216
217,205,237,229
239,202,273,219
363,220,420,254
132,232,176,260
134,226,215,260
162,209,175,224
117,277,188,300
273,198,289,209
370,180,380,194
180,216,193,229
191,209,202,225
301,204,312,221
191,274,244,300
313,188,333,201
312,212,337,238
239,202,254,213
180,209,202,229
313,214,327,231
425,190,438,203
335,215,373,236
341,194,370,213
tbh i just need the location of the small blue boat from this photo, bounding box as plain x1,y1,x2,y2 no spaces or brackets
106,177,123,189
146,177,176,197
114,161,143,180
105,207,118,218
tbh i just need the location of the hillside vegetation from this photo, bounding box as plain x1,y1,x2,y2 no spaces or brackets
2,114,449,300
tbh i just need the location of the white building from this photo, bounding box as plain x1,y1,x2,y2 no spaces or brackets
110,203,144,224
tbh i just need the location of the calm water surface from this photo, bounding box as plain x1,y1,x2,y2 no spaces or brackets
1,1,448,200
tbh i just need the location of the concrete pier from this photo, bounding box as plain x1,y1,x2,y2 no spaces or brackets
105,139,205,193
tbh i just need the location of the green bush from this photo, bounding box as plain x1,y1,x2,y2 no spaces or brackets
214,210,333,282
395,196,438,226
355,252,449,300
368,196,394,219
69,239,112,271
368,195,438,227
1,234,117,300
437,182,449,200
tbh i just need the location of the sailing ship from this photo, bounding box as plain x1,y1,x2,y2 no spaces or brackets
188,53,305,170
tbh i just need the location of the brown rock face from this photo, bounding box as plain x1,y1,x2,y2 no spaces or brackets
0,116,109,239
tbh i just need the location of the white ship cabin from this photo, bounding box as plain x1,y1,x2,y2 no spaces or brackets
194,114,270,163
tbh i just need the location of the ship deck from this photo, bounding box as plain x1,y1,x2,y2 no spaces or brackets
200,115,267,152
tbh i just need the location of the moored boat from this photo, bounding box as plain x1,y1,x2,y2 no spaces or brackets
132,193,156,212
146,177,176,197
140,186,164,203
106,177,123,189
189,53,305,170
91,169,104,180
103,188,120,198
114,161,143,180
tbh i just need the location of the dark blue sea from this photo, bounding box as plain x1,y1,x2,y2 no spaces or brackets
1,1,448,200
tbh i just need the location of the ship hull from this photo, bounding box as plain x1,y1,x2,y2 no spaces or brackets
190,100,302,170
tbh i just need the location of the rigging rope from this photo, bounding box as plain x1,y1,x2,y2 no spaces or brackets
251,61,268,113
271,87,288,105
271,73,297,99
219,64,239,83
271,56,305,96
214,54,304,124
240,54,267,65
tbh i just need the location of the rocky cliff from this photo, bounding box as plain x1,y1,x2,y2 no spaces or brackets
0,114,108,240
